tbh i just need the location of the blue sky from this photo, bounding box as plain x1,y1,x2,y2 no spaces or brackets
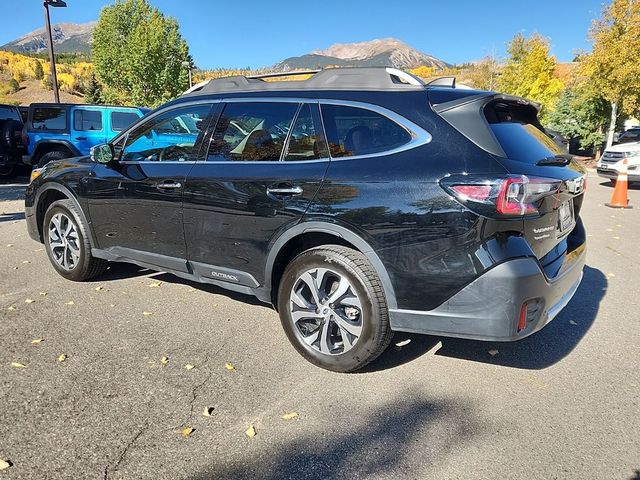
2,0,605,69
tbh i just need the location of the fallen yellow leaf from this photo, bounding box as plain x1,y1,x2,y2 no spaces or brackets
39,292,47,296
34,248,44,252
11,362,26,368
31,338,45,344
6,244,13,247
281,412,299,420
95,286,104,291
148,281,162,288
25,298,35,304
0,459,11,470
109,304,115,307
160,356,169,365
488,349,499,357
181,427,194,437
224,362,236,371
65,301,75,305
57,354,67,362
142,311,154,316
7,305,16,311
245,425,256,438
185,364,195,370
22,260,31,264
203,406,215,417
12,266,18,270
607,273,616,278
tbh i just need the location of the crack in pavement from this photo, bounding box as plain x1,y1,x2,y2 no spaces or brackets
103,421,150,480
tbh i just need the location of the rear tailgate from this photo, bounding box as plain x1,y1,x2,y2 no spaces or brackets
430,90,587,273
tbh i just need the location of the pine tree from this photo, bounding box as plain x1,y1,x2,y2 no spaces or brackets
84,73,103,104
34,60,44,80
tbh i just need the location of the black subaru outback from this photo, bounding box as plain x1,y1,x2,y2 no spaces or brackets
25,68,586,372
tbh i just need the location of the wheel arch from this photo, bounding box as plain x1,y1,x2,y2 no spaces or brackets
31,140,80,165
265,222,397,309
35,183,95,247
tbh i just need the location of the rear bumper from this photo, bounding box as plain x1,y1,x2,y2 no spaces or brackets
597,167,640,182
389,242,586,341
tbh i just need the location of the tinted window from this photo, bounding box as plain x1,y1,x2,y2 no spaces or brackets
208,102,298,162
73,109,103,131
32,107,66,131
121,105,210,162
321,104,411,157
111,111,140,132
284,104,322,161
0,106,21,122
485,101,564,163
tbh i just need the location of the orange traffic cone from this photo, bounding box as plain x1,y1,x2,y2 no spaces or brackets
606,159,632,208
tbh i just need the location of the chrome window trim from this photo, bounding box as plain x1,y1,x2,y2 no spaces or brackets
114,97,432,165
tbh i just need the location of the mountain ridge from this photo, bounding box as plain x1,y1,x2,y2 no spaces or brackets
1,22,96,55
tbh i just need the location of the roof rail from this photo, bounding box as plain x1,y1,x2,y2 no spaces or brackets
182,67,427,96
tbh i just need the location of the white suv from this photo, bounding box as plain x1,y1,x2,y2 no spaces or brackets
597,141,640,183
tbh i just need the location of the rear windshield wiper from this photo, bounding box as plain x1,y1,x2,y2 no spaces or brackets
536,154,572,166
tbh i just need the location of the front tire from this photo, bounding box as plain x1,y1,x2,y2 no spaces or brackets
43,199,108,281
278,245,393,372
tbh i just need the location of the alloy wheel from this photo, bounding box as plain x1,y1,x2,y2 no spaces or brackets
289,267,363,355
48,213,80,271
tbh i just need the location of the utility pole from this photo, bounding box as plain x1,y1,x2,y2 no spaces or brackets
43,0,67,103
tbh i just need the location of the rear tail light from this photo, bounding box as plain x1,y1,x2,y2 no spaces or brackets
441,175,561,218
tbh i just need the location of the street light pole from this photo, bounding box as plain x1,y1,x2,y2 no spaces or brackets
43,0,67,103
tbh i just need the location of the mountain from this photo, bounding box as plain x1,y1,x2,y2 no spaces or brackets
272,38,449,71
1,22,96,55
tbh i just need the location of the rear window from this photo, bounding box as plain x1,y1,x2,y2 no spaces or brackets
0,106,21,122
111,111,140,132
32,107,66,131
74,109,103,131
485,101,563,163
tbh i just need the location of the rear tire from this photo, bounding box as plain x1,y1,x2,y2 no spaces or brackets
278,245,393,372
43,199,108,281
38,150,69,168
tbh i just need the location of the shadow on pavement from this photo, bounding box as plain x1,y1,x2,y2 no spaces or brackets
188,396,481,480
432,265,606,370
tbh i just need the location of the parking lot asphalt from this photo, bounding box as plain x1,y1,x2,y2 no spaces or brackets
1,172,639,480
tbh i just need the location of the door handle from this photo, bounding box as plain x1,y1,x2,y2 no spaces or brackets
266,185,303,197
156,180,182,191
75,136,87,141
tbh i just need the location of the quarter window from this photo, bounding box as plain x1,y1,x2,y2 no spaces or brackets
111,111,140,132
208,102,298,162
32,107,66,131
120,105,210,162
320,104,411,157
73,109,103,131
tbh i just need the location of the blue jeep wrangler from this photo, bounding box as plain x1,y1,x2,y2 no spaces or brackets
24,103,147,168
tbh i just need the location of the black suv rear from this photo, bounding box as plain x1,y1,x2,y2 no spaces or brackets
25,68,586,372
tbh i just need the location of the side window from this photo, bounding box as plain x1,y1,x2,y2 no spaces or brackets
120,104,211,162
73,109,103,131
111,111,140,132
208,102,298,162
320,104,412,157
284,104,323,161
32,107,66,131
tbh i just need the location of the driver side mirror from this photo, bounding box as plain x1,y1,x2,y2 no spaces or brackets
90,143,115,164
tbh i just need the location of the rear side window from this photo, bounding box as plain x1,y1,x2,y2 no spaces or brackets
320,104,411,158
208,102,298,162
111,111,140,132
284,103,324,161
32,107,66,131
485,101,564,163
0,106,21,122
73,109,103,131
